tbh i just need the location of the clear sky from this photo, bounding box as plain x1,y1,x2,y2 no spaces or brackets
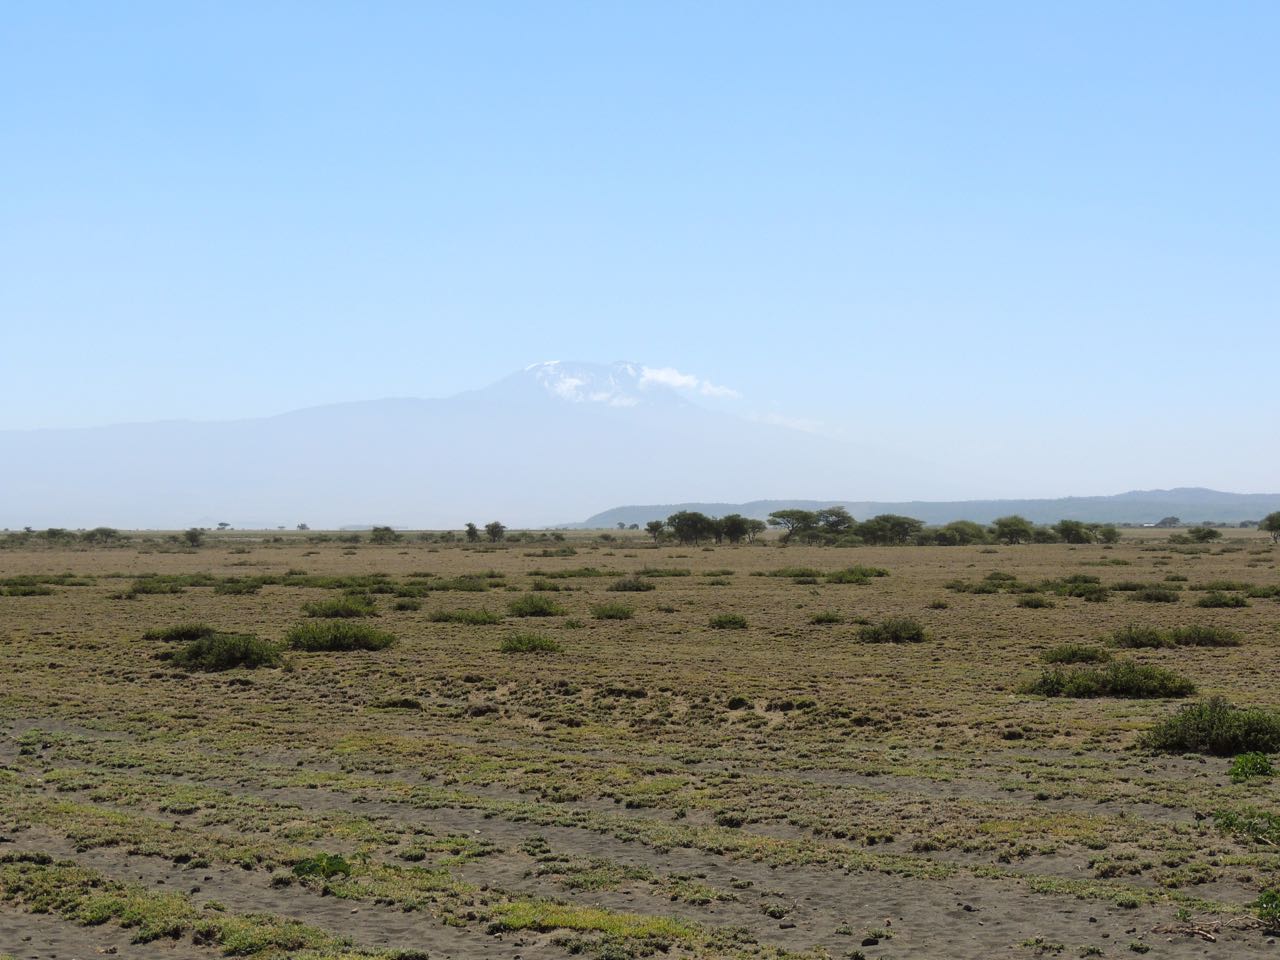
2,3,1277,494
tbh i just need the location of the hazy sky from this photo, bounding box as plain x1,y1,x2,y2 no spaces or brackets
2,3,1277,492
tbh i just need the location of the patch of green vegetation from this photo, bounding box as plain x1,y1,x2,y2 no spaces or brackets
1142,697,1280,755
429,608,502,625
590,602,635,620
709,613,747,629
500,632,562,653
1228,752,1274,783
285,621,395,652
1022,661,1194,699
858,617,927,643
303,593,379,618
809,610,844,624
508,593,566,617
162,634,283,671
1194,591,1249,608
608,577,655,592
142,622,218,642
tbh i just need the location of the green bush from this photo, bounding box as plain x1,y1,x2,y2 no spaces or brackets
213,579,263,595
1131,587,1180,604
393,599,421,611
1166,624,1241,647
1023,660,1195,699
709,613,747,629
4,584,55,596
500,632,562,653
143,623,217,643
858,617,927,644
1255,889,1280,931
303,594,377,618
608,577,655,592
292,853,351,879
1041,644,1110,664
507,594,565,617
1143,697,1280,755
1109,624,1173,649
1017,594,1055,609
1229,752,1275,783
809,611,844,624
826,566,889,584
166,634,282,671
1195,591,1249,608
429,608,502,625
285,621,395,652
590,602,634,620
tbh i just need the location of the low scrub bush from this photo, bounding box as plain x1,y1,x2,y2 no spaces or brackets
303,594,378,618
710,613,748,629
507,593,565,617
292,853,351,880
590,602,635,620
608,577,655,592
1142,697,1280,755
1023,661,1195,699
213,578,263,595
500,632,562,653
858,617,927,644
285,621,395,652
809,611,844,624
1131,587,1180,604
165,633,282,671
1195,591,1249,608
143,623,218,642
826,565,889,584
1167,624,1241,647
1017,594,1055,609
430,608,502,625
1229,752,1275,783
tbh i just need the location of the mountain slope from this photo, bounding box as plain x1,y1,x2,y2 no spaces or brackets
0,361,925,529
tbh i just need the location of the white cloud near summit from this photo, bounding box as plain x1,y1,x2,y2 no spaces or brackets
639,366,740,399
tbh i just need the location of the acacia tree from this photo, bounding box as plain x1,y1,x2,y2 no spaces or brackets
767,509,817,543
182,527,205,547
464,522,480,542
745,518,767,543
720,514,750,544
992,515,1034,545
814,506,855,536
1261,512,1280,543
667,511,716,545
1053,519,1094,544
645,520,665,542
484,521,506,542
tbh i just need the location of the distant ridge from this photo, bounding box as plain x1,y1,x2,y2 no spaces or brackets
576,488,1280,528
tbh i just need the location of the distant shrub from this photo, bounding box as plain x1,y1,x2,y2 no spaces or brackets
507,594,565,617
590,602,635,620
764,567,823,579
4,584,55,596
1195,592,1249,608
1142,697,1280,755
726,695,752,710
608,577,655,592
1230,752,1275,783
285,621,395,652
1041,644,1111,664
166,634,282,671
1023,661,1195,699
1017,594,1055,609
1167,624,1241,647
303,594,378,618
393,599,421,611
429,608,502,625
292,853,351,879
638,567,691,577
143,623,217,643
1131,587,1180,604
1109,624,1173,649
809,611,844,624
858,617,927,644
826,566,889,584
500,632,562,653
128,578,186,596
1191,580,1252,592
710,613,748,629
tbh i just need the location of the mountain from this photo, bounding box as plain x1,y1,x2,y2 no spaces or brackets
0,361,927,530
578,489,1280,528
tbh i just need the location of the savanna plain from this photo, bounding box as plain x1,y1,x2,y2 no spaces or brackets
2,530,1279,959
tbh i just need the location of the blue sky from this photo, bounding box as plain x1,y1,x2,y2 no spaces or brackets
2,3,1276,493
